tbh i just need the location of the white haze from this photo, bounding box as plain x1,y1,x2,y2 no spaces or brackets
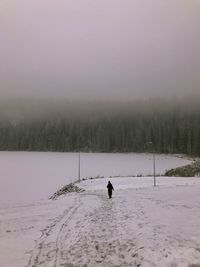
0,0,200,101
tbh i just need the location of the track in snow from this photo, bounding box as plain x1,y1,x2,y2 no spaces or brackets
27,187,200,267
27,192,143,267
27,197,81,267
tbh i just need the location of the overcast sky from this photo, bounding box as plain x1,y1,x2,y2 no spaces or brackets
0,0,200,101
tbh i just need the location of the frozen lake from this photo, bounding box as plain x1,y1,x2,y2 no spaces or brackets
0,152,191,204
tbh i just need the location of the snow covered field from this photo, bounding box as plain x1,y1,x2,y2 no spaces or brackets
0,177,200,267
0,152,199,267
0,152,191,204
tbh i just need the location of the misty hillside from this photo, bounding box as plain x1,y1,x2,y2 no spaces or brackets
0,98,200,155
1,0,200,156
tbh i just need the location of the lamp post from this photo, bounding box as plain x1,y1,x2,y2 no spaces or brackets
153,152,156,187
78,151,81,182
78,122,81,183
148,141,156,187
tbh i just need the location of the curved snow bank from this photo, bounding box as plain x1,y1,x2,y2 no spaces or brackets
165,160,200,177
50,183,85,200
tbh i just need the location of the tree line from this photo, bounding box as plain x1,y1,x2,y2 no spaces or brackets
0,99,200,155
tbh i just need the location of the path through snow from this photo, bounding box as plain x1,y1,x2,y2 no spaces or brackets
1,177,200,267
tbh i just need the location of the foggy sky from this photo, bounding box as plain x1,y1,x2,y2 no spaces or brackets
1,0,200,101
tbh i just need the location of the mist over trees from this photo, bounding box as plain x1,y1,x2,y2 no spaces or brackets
0,98,200,156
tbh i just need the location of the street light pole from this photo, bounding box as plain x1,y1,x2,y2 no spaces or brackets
78,122,81,183
148,141,156,187
78,151,81,182
153,152,156,187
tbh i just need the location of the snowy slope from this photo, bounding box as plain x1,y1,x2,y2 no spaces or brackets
1,177,200,267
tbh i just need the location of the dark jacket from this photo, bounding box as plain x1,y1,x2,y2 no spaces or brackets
107,182,114,191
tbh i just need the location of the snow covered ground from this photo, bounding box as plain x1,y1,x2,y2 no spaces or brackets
1,176,200,267
0,152,191,204
0,152,199,266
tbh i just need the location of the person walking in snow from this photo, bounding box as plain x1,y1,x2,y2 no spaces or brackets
107,181,114,199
